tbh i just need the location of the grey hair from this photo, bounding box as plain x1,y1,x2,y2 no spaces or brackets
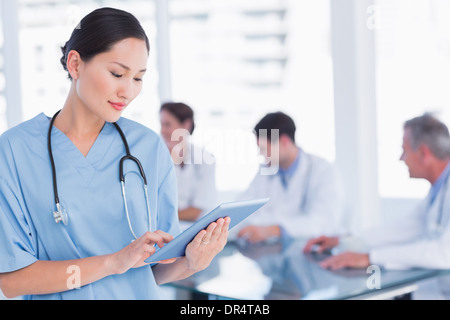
404,112,450,160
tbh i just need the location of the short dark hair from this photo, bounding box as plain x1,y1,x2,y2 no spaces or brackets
160,102,196,134
60,7,150,80
254,111,296,143
404,112,450,160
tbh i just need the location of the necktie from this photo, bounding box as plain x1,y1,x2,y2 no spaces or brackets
279,171,288,189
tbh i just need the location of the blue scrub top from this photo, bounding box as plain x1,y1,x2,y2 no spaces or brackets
0,113,181,300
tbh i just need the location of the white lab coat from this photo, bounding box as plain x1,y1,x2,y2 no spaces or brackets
236,148,346,238
175,143,217,218
358,176,450,269
346,171,450,298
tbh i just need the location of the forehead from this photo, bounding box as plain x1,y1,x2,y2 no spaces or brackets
402,128,415,148
160,109,181,123
403,128,412,141
94,38,148,70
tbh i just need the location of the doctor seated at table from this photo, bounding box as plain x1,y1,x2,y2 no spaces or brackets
235,111,346,244
304,112,450,299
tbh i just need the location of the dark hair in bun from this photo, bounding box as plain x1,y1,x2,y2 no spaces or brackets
60,7,150,80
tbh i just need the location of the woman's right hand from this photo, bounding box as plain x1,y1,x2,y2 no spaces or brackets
108,230,176,275
302,235,339,254
0,230,176,298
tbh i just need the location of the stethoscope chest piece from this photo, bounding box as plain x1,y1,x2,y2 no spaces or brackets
53,202,69,225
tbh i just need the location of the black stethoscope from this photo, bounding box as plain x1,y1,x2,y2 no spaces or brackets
47,110,152,239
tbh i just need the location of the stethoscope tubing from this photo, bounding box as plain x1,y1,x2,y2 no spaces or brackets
48,110,152,237
435,177,449,232
48,110,62,206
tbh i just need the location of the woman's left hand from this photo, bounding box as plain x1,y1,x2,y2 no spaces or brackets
184,217,231,272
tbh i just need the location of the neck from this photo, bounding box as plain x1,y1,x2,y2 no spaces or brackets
55,89,105,139
52,89,105,157
428,160,450,185
279,145,299,170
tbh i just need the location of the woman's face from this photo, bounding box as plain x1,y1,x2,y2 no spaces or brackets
73,38,148,123
160,109,185,150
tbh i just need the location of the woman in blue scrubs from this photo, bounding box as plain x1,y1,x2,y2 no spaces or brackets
0,7,230,300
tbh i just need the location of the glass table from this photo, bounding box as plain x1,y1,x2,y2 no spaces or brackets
167,238,450,300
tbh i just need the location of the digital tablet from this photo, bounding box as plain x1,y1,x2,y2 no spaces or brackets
144,197,270,263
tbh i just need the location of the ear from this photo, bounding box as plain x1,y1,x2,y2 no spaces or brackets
418,144,433,164
66,50,82,80
181,119,193,134
279,134,292,146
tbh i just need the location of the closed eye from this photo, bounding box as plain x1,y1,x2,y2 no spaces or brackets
111,72,123,78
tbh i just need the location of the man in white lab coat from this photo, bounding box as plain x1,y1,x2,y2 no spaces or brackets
236,111,346,243
303,112,450,299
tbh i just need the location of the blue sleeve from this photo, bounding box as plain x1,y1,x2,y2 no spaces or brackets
0,178,38,273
